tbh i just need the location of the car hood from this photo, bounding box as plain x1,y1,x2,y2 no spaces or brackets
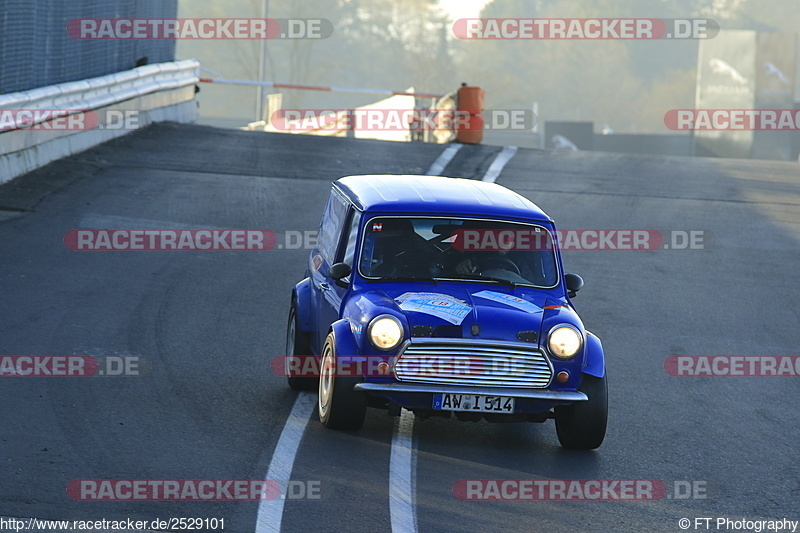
371,284,573,344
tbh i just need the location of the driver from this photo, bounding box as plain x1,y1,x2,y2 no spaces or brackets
445,222,557,286
445,220,515,275
454,250,508,274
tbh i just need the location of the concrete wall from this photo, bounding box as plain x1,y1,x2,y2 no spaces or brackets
0,60,199,184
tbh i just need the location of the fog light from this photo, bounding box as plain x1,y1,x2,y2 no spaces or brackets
377,362,390,375
556,371,570,383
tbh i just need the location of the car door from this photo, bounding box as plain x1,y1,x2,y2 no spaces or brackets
315,205,361,352
309,189,353,352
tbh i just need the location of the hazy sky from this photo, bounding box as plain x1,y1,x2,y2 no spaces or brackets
438,0,491,19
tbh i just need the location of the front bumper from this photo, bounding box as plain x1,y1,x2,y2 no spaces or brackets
355,382,587,401
354,382,587,413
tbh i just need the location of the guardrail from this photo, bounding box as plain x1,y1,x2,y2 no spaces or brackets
0,59,200,184
204,76,480,144
248,92,453,143
198,77,446,100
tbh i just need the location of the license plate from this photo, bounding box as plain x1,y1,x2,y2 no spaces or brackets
432,393,515,413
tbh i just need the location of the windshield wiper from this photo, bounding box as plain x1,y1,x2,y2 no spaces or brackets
378,276,437,283
452,273,517,288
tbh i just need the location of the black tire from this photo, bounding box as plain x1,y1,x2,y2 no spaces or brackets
286,306,318,391
317,332,366,430
555,374,608,450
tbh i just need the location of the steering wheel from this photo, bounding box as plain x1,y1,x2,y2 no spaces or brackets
476,256,521,275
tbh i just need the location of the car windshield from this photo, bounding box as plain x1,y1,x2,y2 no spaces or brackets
358,217,559,288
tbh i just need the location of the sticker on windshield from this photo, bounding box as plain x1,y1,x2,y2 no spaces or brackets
472,290,543,314
395,292,472,325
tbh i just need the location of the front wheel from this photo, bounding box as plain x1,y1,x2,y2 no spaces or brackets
286,306,317,391
555,374,608,450
318,332,366,430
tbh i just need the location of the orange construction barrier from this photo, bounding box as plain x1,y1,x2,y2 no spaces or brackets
456,84,484,144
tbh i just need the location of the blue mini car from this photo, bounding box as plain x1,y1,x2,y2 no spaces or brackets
287,174,607,449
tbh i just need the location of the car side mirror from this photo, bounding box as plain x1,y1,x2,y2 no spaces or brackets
328,262,352,288
565,273,584,298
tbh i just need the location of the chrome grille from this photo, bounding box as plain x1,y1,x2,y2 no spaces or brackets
394,339,553,388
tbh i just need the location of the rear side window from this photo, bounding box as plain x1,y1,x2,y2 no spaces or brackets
317,190,349,263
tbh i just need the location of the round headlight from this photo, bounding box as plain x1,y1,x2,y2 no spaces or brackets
368,315,403,351
548,325,582,359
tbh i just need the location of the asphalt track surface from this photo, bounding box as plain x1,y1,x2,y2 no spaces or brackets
0,122,798,532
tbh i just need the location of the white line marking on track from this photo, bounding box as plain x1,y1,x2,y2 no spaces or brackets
482,145,518,183
386,144,461,533
390,409,418,533
255,392,316,533
386,142,511,533
256,141,465,533
426,144,463,176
